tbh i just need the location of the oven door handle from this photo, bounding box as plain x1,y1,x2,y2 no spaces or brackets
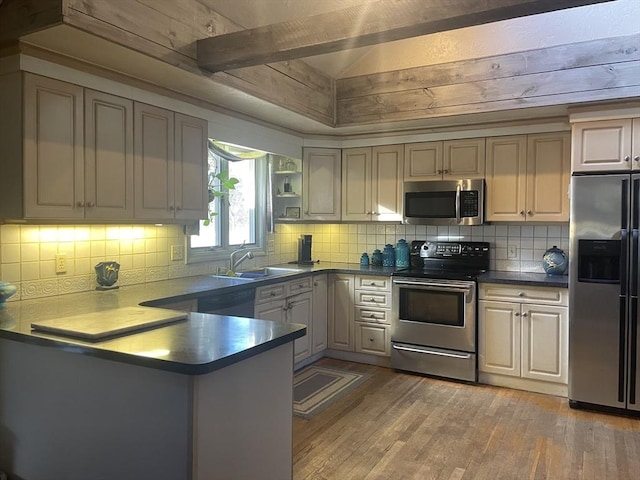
392,344,472,360
393,279,472,295
455,183,462,224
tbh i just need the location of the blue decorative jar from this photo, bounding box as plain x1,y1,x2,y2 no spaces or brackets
371,249,383,266
0,282,17,308
382,244,396,267
360,253,370,267
542,246,568,275
395,239,410,268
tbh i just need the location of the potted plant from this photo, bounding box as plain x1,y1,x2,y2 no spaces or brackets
204,170,239,226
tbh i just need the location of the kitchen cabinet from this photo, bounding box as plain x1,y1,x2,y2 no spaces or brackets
571,118,640,172
404,138,485,181
485,133,570,222
342,145,403,221
302,147,341,221
312,274,328,354
254,276,314,363
271,154,303,221
478,284,568,395
134,104,208,221
328,273,355,351
328,273,392,357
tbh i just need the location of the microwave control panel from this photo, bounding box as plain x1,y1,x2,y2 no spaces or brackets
460,191,479,217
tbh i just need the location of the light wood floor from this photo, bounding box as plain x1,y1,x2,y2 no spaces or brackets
293,358,640,480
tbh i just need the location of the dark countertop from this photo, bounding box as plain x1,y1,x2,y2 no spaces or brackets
477,271,568,288
0,262,394,375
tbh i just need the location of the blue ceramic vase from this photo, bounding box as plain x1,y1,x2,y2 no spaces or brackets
542,246,568,275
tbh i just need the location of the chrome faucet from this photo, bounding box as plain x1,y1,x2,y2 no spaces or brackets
230,247,254,272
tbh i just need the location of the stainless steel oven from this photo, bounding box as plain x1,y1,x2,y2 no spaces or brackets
391,241,489,382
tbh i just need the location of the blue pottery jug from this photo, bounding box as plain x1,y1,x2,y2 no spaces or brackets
371,249,383,266
395,239,410,268
360,253,370,267
382,244,396,267
542,246,568,275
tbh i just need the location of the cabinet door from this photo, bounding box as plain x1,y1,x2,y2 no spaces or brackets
174,113,208,221
134,103,175,219
521,304,568,384
328,274,354,351
526,132,570,222
23,73,84,219
341,147,372,221
571,119,633,172
485,136,527,222
312,274,328,354
254,300,286,323
302,147,341,221
633,118,640,171
84,89,134,219
404,141,442,181
443,138,485,179
287,292,313,363
478,300,521,377
372,145,403,221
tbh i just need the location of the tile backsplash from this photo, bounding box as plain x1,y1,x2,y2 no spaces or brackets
0,222,568,302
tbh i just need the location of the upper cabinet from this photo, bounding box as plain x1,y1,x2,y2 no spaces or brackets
486,133,570,222
0,72,208,223
302,147,341,221
134,104,208,221
404,138,485,181
342,145,403,221
271,154,303,221
571,118,640,172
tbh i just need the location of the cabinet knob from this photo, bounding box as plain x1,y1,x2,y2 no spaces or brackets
76,201,85,208
514,312,521,317
270,291,276,296
624,155,631,162
527,210,533,216
443,169,449,174
176,206,182,211
520,211,525,217
86,201,95,208
169,205,175,211
304,211,309,215
298,283,305,288
369,337,374,342
437,169,442,174
634,156,640,162
518,292,525,297
522,312,528,317
313,281,318,286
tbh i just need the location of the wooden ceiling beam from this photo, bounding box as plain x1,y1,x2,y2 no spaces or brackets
197,0,615,72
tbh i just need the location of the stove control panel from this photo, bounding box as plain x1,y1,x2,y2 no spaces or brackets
414,241,489,258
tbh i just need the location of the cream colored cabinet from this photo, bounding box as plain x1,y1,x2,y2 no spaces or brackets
342,145,403,221
134,104,208,221
353,275,391,357
302,147,341,221
479,284,568,395
255,278,313,363
328,274,355,351
312,274,328,354
20,74,134,220
404,138,485,181
486,133,570,222
571,118,640,172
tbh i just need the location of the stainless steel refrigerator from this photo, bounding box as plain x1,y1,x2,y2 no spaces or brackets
569,173,639,413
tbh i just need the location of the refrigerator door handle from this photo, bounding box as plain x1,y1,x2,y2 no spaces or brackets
619,296,628,403
622,178,629,230
630,296,638,405
621,229,628,296
633,230,639,298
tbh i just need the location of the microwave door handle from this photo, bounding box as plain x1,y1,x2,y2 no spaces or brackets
455,183,462,224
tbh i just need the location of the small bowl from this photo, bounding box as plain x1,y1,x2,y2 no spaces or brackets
0,282,18,306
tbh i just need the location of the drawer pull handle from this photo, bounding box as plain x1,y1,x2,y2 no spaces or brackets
270,291,276,296
518,292,525,297
369,337,374,342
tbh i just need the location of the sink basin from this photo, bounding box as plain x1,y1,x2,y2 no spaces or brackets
237,267,303,278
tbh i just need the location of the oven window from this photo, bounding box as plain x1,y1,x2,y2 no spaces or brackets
397,287,464,327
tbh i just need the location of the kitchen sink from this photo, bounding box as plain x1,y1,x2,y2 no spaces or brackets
237,267,303,278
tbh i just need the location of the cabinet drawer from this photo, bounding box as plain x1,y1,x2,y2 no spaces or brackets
479,284,568,306
355,307,390,324
355,290,391,308
255,283,287,303
355,322,390,356
356,275,391,292
286,275,312,295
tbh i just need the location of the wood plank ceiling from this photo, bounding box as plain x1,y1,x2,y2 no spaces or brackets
1,0,639,135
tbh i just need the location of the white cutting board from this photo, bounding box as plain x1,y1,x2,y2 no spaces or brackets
31,306,188,340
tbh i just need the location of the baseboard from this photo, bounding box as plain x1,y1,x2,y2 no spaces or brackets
479,372,568,397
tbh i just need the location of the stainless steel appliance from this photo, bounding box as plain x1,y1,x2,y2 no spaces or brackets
391,241,490,382
297,234,313,265
569,173,640,413
403,179,484,226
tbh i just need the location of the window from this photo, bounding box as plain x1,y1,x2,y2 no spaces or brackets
187,140,267,263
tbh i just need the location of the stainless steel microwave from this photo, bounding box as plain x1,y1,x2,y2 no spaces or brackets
403,179,485,226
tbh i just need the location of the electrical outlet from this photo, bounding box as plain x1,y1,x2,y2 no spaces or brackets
507,245,518,259
267,238,275,254
170,245,184,261
55,254,67,273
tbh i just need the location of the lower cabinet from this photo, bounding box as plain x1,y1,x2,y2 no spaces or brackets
478,283,568,395
328,274,391,357
254,276,316,364
311,274,328,354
